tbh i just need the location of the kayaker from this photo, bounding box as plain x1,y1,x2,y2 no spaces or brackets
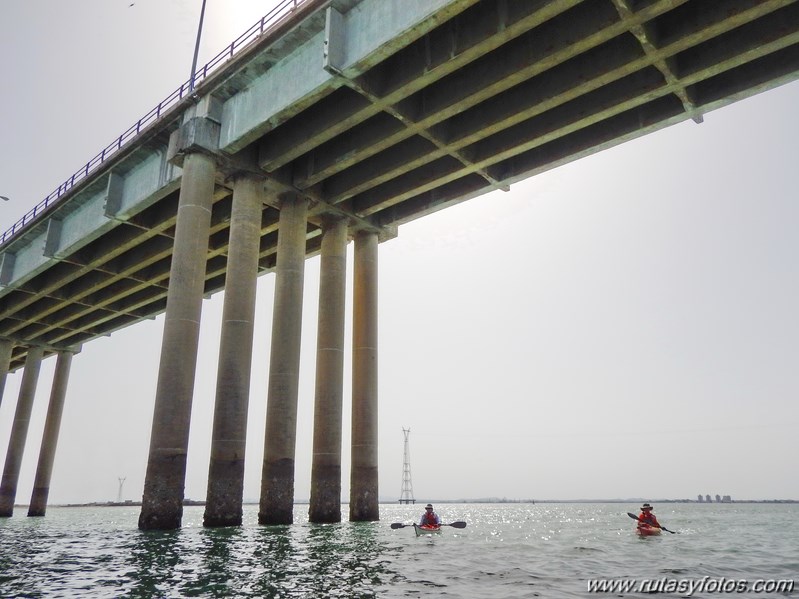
637,503,661,528
419,503,441,526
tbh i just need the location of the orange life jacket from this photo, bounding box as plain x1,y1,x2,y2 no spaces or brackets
639,511,659,526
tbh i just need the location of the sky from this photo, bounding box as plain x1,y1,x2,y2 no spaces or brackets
1,1,798,507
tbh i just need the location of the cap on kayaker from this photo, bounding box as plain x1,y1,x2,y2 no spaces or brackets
641,503,653,511
425,504,433,510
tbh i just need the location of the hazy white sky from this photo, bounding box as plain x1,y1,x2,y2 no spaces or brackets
1,1,797,507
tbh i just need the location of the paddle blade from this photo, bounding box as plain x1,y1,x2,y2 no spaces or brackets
448,521,467,528
627,512,641,521
390,522,407,529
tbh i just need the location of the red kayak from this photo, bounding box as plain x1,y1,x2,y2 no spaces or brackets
414,524,441,536
636,523,661,536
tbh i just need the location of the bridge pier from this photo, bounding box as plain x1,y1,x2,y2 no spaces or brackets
350,231,379,522
203,174,263,528
0,346,44,517
259,194,309,525
139,150,216,530
0,339,12,407
28,349,75,517
309,217,348,523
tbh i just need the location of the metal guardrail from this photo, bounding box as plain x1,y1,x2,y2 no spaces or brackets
0,0,310,247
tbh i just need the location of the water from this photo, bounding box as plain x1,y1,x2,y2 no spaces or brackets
1,502,797,598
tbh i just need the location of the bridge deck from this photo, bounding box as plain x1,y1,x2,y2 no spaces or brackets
2,0,799,370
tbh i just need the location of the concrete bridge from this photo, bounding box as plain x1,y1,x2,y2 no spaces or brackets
1,0,798,529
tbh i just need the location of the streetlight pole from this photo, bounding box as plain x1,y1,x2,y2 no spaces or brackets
189,0,208,93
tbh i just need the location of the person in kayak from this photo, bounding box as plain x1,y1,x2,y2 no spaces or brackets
419,503,441,527
637,503,661,528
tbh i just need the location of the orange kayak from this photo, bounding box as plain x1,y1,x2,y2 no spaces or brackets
636,523,661,536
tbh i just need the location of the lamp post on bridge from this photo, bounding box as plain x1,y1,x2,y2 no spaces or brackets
1,196,9,232
189,0,208,93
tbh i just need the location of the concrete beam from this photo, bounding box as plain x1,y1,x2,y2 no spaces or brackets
262,0,549,173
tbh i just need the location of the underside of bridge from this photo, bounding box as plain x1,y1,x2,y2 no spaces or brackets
2,0,799,369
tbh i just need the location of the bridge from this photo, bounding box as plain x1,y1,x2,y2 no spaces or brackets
1,0,798,528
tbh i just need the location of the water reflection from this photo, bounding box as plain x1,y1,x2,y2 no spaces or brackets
127,529,184,597
249,525,298,597
246,521,398,598
196,526,245,596
121,520,400,597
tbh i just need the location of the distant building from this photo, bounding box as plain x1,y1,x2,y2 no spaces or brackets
706,494,712,503
697,494,703,502
715,494,721,503
721,495,732,503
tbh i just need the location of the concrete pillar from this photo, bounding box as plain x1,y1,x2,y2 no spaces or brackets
204,175,263,528
349,231,379,522
309,218,348,523
138,151,216,530
28,350,74,517
258,194,308,525
0,339,12,408
0,346,44,517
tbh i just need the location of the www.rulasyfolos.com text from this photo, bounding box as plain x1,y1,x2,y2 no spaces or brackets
587,576,795,595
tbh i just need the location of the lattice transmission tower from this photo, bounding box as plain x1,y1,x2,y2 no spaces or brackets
399,427,415,504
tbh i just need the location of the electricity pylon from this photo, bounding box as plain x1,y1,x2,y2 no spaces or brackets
399,428,415,504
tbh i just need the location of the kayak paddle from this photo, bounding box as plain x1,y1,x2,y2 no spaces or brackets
390,521,467,529
626,511,677,534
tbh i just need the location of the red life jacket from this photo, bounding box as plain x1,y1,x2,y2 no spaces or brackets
422,511,439,526
639,511,659,526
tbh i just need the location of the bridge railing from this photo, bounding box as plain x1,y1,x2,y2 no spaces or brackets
1,0,309,247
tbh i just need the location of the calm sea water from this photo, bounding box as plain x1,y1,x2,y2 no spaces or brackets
0,502,796,598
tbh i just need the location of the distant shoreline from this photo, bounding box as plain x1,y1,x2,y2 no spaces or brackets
15,498,798,508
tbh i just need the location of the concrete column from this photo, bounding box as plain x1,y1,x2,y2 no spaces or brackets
204,175,263,528
258,194,308,525
309,218,348,523
28,350,74,517
349,231,379,522
138,151,216,530
0,346,44,517
0,339,12,408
